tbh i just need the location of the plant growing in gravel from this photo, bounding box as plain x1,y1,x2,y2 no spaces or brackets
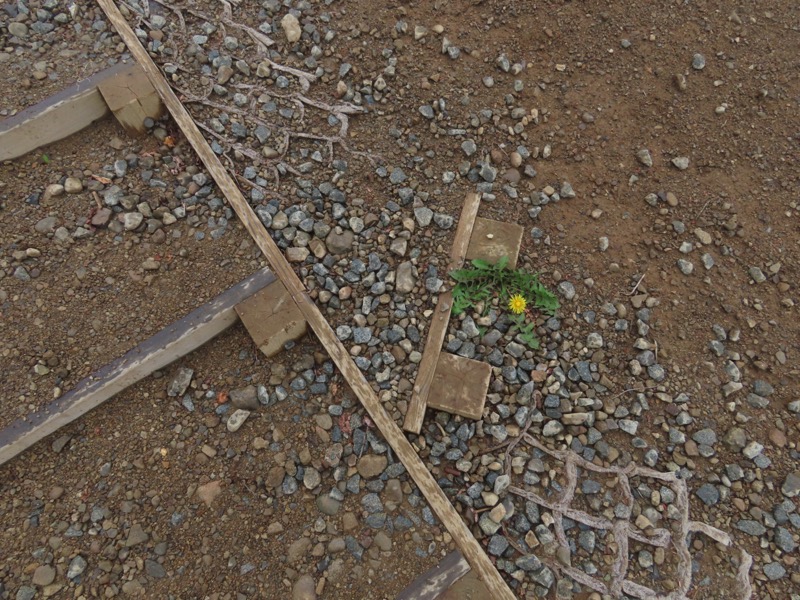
450,256,558,349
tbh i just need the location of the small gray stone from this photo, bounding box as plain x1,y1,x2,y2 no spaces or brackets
226,409,251,433
735,520,766,536
774,527,796,553
696,483,719,506
557,281,575,300
316,495,341,516
763,562,786,581
672,156,690,170
167,367,193,397
67,555,88,579
781,471,800,498
230,385,259,410
636,149,653,168
414,207,433,227
145,559,166,579
692,428,717,446
692,53,706,70
487,535,509,556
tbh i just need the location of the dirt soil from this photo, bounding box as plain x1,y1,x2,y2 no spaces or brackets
2,1,800,600
0,2,129,115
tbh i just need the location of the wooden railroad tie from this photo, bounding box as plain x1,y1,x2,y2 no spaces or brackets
95,1,517,597
0,269,307,468
0,268,277,467
0,61,164,162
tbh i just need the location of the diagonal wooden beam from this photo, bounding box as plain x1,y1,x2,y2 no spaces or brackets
403,192,481,434
0,268,276,467
95,2,514,598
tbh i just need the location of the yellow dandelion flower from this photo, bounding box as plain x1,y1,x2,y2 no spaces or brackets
508,294,527,314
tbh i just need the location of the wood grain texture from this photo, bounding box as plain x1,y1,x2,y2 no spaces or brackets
0,268,276,467
98,62,164,134
465,217,524,269
427,353,491,421
396,551,471,600
403,192,481,434
235,280,307,357
0,63,135,161
95,3,513,597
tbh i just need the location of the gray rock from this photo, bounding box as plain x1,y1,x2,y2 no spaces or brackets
15,587,36,600
696,483,719,506
35,216,58,233
557,281,575,300
433,213,454,229
167,367,193,397
692,53,706,70
692,428,717,446
326,229,354,254
763,562,786,581
230,385,259,410
8,22,29,38
530,566,554,588
677,259,694,275
487,535,509,556
724,427,747,451
735,520,766,536
781,471,800,498
636,149,653,168
125,523,149,547
226,409,251,433
316,494,341,516
389,168,407,184
672,156,690,170
145,559,166,578
353,327,372,344
753,380,774,397
414,207,433,227
774,527,796,553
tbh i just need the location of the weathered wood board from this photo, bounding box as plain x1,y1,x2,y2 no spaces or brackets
396,551,471,600
98,62,164,134
0,69,112,161
235,280,307,357
465,217,524,269
0,61,165,162
403,192,481,434
0,268,276,467
427,352,491,421
95,1,515,596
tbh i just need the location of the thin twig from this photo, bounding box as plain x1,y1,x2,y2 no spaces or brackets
626,272,646,296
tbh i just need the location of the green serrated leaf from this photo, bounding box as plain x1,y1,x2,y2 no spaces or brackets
470,258,492,270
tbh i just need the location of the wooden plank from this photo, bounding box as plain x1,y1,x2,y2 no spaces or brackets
0,268,276,467
465,217,524,269
404,192,481,434
437,568,493,600
396,551,471,600
427,353,491,421
94,3,514,598
0,61,150,162
235,280,307,357
98,62,164,134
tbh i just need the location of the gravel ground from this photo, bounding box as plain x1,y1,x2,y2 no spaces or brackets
1,2,129,113
2,1,799,599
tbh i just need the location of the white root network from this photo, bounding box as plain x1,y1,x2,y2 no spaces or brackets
501,433,753,600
